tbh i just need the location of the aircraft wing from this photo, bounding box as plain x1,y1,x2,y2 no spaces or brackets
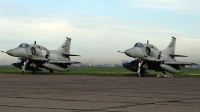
48,60,81,64
62,53,80,56
29,55,48,61
144,56,161,62
164,61,196,65
169,54,188,57
144,57,196,65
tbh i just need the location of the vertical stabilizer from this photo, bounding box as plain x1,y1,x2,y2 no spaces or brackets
57,37,71,54
164,37,176,54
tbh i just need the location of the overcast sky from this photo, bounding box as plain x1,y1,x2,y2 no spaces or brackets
0,0,200,65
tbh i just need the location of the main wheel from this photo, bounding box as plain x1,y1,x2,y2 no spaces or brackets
49,70,54,75
140,69,146,77
32,70,36,74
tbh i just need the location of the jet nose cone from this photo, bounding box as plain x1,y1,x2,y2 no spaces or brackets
124,49,128,54
124,49,132,57
6,50,13,56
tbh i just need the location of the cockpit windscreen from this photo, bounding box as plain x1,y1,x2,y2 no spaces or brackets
133,42,144,47
18,43,30,48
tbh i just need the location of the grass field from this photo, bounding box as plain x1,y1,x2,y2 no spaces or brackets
0,66,200,77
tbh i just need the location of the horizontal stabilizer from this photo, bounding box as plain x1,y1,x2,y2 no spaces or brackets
62,53,80,56
48,60,80,64
169,54,188,57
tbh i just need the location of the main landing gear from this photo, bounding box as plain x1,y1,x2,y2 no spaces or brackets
49,70,54,75
32,67,36,74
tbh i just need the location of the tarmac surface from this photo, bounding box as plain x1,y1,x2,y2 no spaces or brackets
0,74,200,112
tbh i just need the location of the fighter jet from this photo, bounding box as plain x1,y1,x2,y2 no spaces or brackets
2,37,80,74
119,37,194,77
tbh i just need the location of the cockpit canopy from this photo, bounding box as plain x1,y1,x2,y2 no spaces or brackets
134,42,144,47
133,42,158,50
18,43,30,48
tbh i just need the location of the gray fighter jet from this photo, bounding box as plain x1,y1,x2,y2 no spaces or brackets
2,37,80,74
119,37,194,77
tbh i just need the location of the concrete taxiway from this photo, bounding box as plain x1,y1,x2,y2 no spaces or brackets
0,74,200,112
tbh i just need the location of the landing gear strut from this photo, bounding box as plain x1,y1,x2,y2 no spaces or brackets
137,61,143,77
32,67,36,74
30,63,37,74
49,70,54,75
21,60,29,74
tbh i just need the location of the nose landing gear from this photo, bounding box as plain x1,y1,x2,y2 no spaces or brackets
22,60,29,74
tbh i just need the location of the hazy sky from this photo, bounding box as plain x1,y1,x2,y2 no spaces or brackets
0,0,200,65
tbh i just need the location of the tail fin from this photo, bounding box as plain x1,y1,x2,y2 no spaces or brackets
57,37,71,54
163,36,176,54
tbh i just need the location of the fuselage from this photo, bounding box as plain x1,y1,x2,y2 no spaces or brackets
6,43,69,61
124,43,176,62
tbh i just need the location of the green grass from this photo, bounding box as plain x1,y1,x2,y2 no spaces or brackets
0,66,133,75
0,66,200,77
144,68,200,77
177,68,200,76
0,66,23,73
